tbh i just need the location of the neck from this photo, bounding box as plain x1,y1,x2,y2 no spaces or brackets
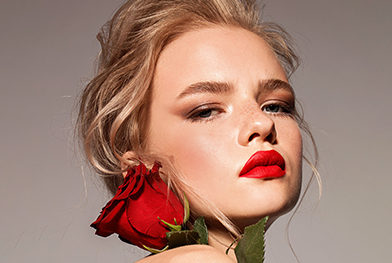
207,225,239,262
205,216,274,262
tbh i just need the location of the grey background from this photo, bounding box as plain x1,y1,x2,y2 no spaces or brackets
1,0,391,262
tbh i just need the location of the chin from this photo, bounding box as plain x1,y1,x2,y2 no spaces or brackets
231,189,301,231
265,191,302,230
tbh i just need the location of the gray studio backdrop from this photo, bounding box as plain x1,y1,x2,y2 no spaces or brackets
1,0,391,262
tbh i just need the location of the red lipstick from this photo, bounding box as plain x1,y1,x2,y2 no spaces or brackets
239,150,286,179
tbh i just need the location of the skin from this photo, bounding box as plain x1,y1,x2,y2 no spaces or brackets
138,25,303,262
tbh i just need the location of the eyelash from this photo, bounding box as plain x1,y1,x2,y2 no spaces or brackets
187,104,224,122
261,101,295,117
187,100,295,122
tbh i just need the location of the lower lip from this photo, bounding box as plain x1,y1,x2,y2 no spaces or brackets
240,165,286,179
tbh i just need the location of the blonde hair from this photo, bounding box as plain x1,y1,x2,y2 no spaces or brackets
77,0,313,238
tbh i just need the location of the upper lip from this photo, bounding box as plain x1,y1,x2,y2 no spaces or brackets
239,150,286,176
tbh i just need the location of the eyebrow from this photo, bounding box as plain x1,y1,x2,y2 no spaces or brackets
176,81,234,100
259,79,294,95
176,78,294,100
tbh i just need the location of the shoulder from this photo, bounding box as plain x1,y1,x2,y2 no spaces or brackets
135,245,235,263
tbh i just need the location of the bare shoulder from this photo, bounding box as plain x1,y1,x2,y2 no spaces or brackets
135,245,235,263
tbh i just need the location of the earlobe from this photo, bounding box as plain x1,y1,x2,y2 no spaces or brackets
121,151,140,178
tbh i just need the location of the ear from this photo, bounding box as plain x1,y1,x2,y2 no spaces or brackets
121,151,139,178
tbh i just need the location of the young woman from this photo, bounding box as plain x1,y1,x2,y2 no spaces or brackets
77,0,316,262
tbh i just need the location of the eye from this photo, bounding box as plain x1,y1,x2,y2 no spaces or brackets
263,104,281,113
261,101,294,117
187,104,223,122
196,109,215,118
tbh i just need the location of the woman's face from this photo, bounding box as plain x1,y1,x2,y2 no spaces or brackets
147,26,302,229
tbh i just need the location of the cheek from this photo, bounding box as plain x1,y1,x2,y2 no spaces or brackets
286,123,303,193
276,121,303,185
148,121,237,197
161,126,226,177
149,121,209,168
293,128,303,167
279,121,302,160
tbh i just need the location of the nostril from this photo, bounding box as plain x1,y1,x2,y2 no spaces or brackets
266,130,276,144
248,133,260,142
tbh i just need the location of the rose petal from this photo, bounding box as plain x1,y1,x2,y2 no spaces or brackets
91,162,184,250
126,168,184,238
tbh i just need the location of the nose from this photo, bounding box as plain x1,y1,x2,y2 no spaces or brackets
237,105,277,146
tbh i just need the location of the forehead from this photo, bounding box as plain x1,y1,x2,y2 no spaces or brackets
152,26,288,99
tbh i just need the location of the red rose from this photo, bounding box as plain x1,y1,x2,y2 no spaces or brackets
91,162,184,250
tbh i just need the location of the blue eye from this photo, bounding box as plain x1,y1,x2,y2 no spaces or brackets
262,102,294,117
187,104,223,122
196,109,213,118
263,104,281,113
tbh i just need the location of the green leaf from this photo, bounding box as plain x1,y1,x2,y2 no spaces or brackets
193,217,208,245
225,236,241,255
159,217,182,232
142,244,169,254
183,193,190,224
234,216,268,263
167,230,200,248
